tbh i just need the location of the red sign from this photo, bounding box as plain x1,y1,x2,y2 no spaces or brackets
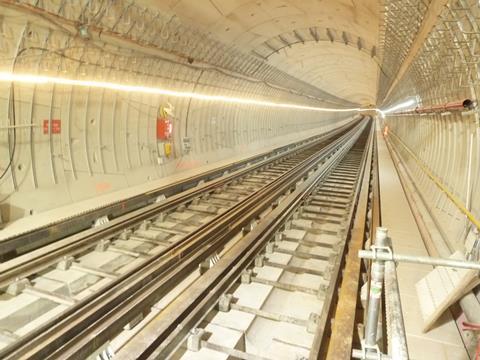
43,119,61,134
156,118,172,140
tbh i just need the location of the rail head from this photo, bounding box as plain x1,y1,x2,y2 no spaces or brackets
321,118,377,360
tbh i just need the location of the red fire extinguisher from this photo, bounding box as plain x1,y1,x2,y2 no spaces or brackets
156,106,173,140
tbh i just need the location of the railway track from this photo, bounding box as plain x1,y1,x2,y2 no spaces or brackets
0,118,368,359
0,119,354,261
109,118,374,360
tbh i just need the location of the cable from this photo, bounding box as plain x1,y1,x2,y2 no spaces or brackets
0,82,17,181
0,47,27,181
0,45,83,182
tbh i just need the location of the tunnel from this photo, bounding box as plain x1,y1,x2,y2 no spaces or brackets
0,1,479,359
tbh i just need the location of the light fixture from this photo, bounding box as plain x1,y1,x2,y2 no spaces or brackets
0,72,367,113
380,99,416,114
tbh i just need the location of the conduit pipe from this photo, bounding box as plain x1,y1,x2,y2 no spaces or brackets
393,99,476,115
359,250,480,271
364,228,389,352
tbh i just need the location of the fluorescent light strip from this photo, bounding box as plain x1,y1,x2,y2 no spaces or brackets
381,99,416,114
0,72,363,113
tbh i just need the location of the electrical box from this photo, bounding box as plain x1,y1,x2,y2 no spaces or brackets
156,118,172,140
157,142,172,158
182,137,191,154
164,142,172,157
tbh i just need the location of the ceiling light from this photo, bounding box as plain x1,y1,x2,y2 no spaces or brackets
0,72,364,113
380,99,416,114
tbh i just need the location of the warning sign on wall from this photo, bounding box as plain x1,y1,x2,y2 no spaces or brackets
43,119,61,134
156,118,172,140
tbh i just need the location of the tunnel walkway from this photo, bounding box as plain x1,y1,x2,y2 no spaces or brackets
377,125,468,359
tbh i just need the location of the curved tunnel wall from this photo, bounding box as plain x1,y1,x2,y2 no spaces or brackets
385,112,478,253
382,0,480,254
0,2,356,222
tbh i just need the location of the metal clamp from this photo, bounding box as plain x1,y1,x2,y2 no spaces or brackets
369,245,394,261
360,340,382,360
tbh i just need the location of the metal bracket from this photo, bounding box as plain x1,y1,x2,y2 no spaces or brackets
466,229,480,262
360,340,382,360
93,215,109,228
155,194,166,203
187,328,206,352
369,245,394,261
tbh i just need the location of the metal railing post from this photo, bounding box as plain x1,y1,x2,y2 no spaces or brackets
384,259,409,359
364,227,388,352
356,227,409,360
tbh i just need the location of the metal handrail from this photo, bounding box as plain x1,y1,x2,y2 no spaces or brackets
359,248,480,270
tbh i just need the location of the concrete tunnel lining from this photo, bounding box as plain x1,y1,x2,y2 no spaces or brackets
0,0,479,358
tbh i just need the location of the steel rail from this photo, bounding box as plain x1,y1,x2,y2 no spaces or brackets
115,119,372,360
325,121,377,359
0,121,367,360
0,116,360,259
54,122,367,360
356,125,383,352
0,118,360,289
370,131,387,352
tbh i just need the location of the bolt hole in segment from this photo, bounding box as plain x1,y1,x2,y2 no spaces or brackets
0,118,367,359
